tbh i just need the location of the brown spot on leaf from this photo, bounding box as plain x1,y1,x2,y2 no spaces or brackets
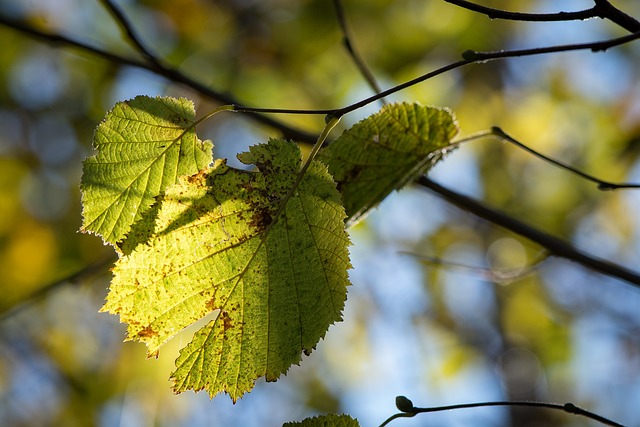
206,296,217,311
137,325,158,339
220,310,233,332
249,207,272,231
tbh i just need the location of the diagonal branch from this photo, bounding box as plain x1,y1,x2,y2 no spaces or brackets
417,176,640,288
490,127,640,190
332,0,386,104
0,14,317,143
99,0,164,69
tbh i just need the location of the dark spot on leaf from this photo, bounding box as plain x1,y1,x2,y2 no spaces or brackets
220,310,232,332
249,207,272,231
138,325,158,339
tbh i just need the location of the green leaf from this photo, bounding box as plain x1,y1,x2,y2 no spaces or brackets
80,95,213,247
283,414,360,427
317,102,458,225
101,138,351,400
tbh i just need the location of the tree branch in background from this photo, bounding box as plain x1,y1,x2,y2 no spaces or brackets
1,2,639,307
0,253,116,321
0,15,318,143
490,127,640,190
332,0,386,104
417,176,640,288
443,0,599,22
403,251,549,285
593,0,640,32
443,0,640,33
99,0,164,69
380,396,625,427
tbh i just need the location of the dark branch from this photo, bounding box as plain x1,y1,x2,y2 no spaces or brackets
0,14,317,143
417,176,640,288
443,0,640,34
443,0,599,22
382,396,625,427
593,0,640,33
99,0,164,69
0,254,116,321
491,127,640,190
332,0,386,104
2,12,639,126
333,30,640,118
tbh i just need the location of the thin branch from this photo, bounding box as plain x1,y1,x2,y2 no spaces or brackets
443,0,640,33
0,253,116,321
593,0,640,33
331,30,640,118
491,127,640,190
403,251,549,285
381,396,626,427
417,176,640,288
443,0,599,22
3,13,639,128
98,0,164,68
332,0,386,104
0,14,317,143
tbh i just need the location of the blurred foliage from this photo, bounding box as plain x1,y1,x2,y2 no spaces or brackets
1,0,640,426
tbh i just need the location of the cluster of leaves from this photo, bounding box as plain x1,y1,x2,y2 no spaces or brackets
80,95,457,421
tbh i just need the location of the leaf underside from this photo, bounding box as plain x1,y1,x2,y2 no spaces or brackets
318,102,458,226
101,138,352,400
80,95,212,247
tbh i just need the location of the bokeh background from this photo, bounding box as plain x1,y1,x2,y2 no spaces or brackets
1,0,640,426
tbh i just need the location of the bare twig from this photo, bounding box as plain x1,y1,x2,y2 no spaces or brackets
443,0,640,33
99,0,164,68
0,14,317,143
491,127,640,190
332,0,386,104
417,176,640,288
443,0,599,22
404,251,549,285
381,396,626,427
0,253,116,321
593,0,640,32
3,13,638,126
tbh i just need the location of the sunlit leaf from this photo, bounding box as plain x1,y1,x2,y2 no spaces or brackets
283,414,360,427
101,138,351,400
80,96,212,247
318,102,458,225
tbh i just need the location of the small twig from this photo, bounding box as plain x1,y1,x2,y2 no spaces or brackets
332,0,386,104
99,0,164,68
381,396,626,427
3,13,639,131
443,0,640,33
0,14,317,143
593,0,640,33
443,0,599,22
491,127,640,190
403,251,549,284
0,253,116,321
331,30,640,118
417,176,640,288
